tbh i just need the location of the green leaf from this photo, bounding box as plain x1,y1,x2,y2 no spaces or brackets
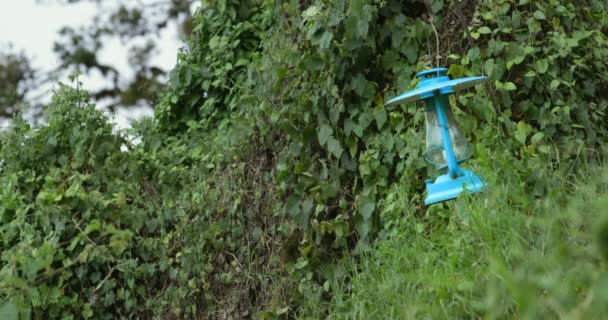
352,73,368,97
0,302,18,320
484,59,495,77
531,132,545,145
327,137,343,158
496,81,517,91
302,54,325,71
358,199,375,219
515,131,527,145
82,303,93,319
503,82,517,91
318,124,332,145
252,227,263,240
109,231,133,256
535,59,548,74
84,219,102,234
319,31,333,49
344,118,354,136
533,10,546,20
403,44,418,64
356,20,368,38
478,26,492,34
354,216,371,239
373,105,387,129
295,199,313,226
447,64,466,79
467,47,481,60
505,43,525,69
302,5,321,19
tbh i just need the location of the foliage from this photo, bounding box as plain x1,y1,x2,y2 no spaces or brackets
0,80,276,318
455,0,608,161
49,0,194,110
0,0,195,116
1,0,608,318
0,48,35,118
299,160,608,319
158,0,608,315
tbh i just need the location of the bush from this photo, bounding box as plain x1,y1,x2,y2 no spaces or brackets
299,160,608,319
1,0,608,318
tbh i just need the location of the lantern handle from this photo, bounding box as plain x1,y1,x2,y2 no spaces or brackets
433,96,463,178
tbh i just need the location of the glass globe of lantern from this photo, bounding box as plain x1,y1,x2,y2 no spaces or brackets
423,96,471,170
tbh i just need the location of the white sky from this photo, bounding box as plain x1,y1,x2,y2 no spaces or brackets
0,0,196,129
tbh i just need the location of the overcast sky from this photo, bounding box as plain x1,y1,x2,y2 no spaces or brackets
0,0,195,129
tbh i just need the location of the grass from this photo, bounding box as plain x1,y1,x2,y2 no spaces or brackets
298,160,608,319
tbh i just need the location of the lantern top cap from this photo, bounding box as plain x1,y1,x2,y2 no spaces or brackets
415,68,448,79
385,68,488,106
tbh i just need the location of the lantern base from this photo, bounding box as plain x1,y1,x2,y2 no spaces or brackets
424,169,484,206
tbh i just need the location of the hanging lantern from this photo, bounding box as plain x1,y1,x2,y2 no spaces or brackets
386,68,488,205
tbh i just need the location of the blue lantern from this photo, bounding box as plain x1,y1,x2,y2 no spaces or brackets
386,68,488,205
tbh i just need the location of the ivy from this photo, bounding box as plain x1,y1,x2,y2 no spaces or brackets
1,0,608,318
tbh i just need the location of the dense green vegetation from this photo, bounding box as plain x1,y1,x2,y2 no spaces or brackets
1,0,607,319
300,161,608,319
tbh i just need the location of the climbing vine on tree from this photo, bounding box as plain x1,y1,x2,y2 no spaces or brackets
1,0,607,319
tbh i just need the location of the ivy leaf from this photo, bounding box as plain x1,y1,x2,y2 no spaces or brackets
352,73,367,97
302,5,321,19
109,231,133,256
515,131,527,145
327,137,343,158
358,198,375,219
295,199,313,226
402,43,418,64
344,118,354,136
535,59,549,74
82,303,94,319
448,64,467,79
84,219,102,234
505,43,525,69
319,31,333,49
531,132,545,145
484,59,495,78
354,214,371,239
467,47,481,60
318,124,332,145
495,81,517,91
503,82,517,91
302,54,325,71
478,26,492,34
533,10,546,20
373,105,387,129
356,20,369,38
415,223,425,234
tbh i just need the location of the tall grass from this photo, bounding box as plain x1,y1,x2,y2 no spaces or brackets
299,159,608,319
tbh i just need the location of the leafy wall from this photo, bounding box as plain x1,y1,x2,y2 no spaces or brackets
1,0,607,319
